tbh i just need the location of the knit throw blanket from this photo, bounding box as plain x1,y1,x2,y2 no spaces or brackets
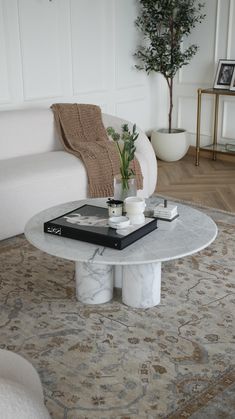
51,103,143,198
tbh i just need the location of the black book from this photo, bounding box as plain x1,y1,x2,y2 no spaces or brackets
44,204,157,250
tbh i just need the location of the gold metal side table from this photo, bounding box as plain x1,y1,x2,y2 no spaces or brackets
195,88,235,165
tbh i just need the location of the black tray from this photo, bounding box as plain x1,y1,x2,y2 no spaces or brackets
44,204,157,250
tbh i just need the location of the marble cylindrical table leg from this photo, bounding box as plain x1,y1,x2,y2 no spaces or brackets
122,262,161,308
114,265,123,289
75,262,113,304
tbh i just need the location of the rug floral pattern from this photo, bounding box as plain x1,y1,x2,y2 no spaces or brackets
0,207,234,418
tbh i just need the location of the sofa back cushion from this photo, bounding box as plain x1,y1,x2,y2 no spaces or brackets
0,108,63,160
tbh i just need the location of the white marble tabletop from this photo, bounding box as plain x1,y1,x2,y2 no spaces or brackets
24,197,217,266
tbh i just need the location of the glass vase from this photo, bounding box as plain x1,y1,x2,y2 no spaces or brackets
113,175,137,201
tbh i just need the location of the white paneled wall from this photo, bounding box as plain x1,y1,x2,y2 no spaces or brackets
70,0,110,95
0,0,234,141
0,3,10,103
172,0,235,146
18,0,63,100
0,0,151,131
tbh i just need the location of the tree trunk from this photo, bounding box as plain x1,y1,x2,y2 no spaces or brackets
168,77,173,133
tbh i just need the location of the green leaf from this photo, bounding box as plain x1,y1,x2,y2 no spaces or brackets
134,0,206,131
106,124,139,179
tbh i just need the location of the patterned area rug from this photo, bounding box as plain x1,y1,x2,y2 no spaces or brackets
0,203,234,419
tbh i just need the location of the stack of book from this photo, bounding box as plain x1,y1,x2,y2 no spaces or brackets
44,204,158,250
153,202,178,221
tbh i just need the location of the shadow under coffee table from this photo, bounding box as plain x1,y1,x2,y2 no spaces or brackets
24,198,217,308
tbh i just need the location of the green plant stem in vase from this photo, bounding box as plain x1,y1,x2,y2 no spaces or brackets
113,175,137,201
107,123,139,199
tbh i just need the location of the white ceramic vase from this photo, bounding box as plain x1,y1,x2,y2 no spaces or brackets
151,129,189,162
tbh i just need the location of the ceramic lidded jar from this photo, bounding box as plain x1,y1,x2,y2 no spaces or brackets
106,199,123,217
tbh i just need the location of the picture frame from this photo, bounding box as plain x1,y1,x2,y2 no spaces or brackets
230,68,235,91
213,59,235,89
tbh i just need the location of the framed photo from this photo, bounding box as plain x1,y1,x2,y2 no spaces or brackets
214,59,235,89
230,68,235,91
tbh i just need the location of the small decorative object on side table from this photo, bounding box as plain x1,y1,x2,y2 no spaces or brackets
107,124,139,200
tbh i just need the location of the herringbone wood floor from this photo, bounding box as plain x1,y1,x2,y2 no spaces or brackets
156,154,235,212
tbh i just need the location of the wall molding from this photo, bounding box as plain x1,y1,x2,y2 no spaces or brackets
226,0,233,58
70,0,109,95
17,0,64,100
0,0,11,103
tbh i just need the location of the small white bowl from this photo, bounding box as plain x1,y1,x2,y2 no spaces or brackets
108,216,130,229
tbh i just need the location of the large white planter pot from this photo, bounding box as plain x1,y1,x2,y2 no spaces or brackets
151,129,189,162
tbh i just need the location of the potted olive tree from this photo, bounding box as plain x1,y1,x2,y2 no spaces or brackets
134,0,205,161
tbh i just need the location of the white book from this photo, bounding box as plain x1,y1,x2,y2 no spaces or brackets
153,203,178,219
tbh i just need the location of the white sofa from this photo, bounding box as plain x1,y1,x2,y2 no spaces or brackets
0,108,157,241
0,349,50,418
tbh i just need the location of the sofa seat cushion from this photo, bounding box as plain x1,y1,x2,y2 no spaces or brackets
0,151,87,240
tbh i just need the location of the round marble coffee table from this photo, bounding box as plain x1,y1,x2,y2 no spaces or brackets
24,197,217,308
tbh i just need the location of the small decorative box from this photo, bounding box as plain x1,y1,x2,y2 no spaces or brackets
153,199,179,221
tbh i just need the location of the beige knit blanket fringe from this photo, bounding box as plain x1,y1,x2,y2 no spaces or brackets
51,103,143,198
